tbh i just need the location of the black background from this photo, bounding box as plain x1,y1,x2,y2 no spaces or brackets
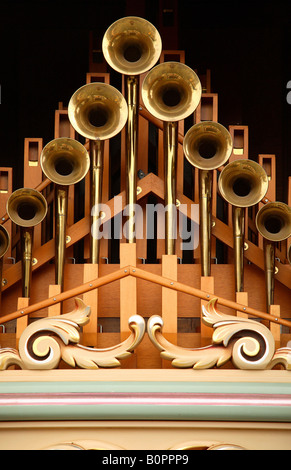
0,0,290,201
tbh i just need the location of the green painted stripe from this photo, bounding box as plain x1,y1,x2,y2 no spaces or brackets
0,381,291,395
0,403,290,423
0,380,290,422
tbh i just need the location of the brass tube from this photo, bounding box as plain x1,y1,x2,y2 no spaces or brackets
20,227,34,298
164,121,178,255
90,139,104,264
263,239,275,313
125,75,139,244
0,258,3,306
232,206,245,293
55,185,68,289
199,170,213,276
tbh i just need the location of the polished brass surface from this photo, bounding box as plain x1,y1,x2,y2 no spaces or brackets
125,75,139,243
0,226,9,260
0,225,10,306
7,188,47,298
69,82,128,257
142,62,201,254
184,121,233,275
142,62,202,122
103,17,161,245
218,159,268,292
164,121,178,255
90,139,104,263
102,16,162,76
232,205,245,294
40,138,90,288
256,202,291,312
68,83,128,141
218,159,268,208
183,121,233,170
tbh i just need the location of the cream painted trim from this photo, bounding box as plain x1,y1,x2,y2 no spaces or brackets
0,420,291,450
0,368,290,383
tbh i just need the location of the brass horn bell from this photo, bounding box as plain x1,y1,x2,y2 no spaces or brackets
68,83,128,263
0,225,10,306
103,17,162,245
40,137,90,289
183,121,233,275
218,159,269,293
7,188,47,298
142,61,202,255
102,16,162,76
256,201,291,312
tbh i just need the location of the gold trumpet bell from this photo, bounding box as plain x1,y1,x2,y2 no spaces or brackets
40,138,90,186
0,226,10,259
183,121,233,170
141,61,202,122
7,188,47,298
256,202,291,243
256,201,291,312
7,188,47,228
102,16,162,75
218,159,269,208
68,83,128,141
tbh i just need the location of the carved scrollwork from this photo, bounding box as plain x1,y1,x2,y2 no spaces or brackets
147,298,291,370
0,298,145,370
44,439,125,450
170,440,245,450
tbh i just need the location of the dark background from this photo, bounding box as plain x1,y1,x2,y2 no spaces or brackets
0,0,290,201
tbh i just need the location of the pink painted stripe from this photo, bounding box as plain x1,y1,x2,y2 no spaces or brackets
0,392,290,407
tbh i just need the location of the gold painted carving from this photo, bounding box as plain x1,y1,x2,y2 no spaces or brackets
45,439,244,450
0,298,145,370
147,298,291,370
0,297,290,371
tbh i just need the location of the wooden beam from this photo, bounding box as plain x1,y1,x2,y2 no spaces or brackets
129,266,291,329
0,267,130,324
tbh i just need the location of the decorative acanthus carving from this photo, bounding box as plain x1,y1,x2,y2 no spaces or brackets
147,298,291,370
0,298,145,370
0,297,290,371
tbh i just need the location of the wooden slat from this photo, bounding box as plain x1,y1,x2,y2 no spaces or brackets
23,138,44,250
270,304,281,349
0,168,13,259
120,244,137,340
229,126,249,161
200,276,214,345
82,264,99,346
162,255,177,341
0,267,129,324
129,266,291,329
236,292,248,319
16,297,29,346
48,285,61,317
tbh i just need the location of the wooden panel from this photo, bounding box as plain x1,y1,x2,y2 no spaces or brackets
54,110,75,139
0,167,13,258
270,304,281,349
194,94,218,124
120,243,137,338
16,297,29,347
86,73,110,84
160,50,185,63
48,285,61,317
82,264,99,346
162,255,177,339
23,138,44,250
229,126,249,161
200,276,214,345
